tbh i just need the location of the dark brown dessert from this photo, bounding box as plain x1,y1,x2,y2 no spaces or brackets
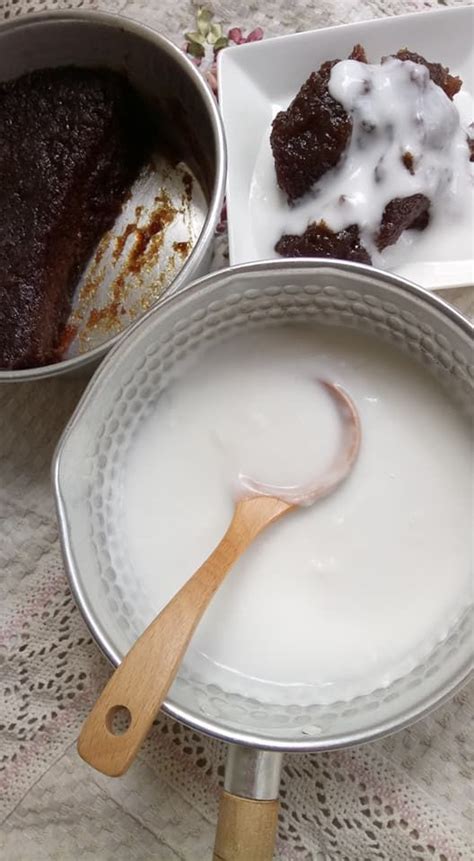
270,45,367,203
270,61,351,202
275,222,371,264
467,124,474,162
271,46,468,264
0,66,153,370
387,49,461,100
377,194,430,251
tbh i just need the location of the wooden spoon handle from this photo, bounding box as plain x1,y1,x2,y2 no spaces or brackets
78,495,290,776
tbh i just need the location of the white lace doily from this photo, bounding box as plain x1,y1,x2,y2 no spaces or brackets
0,1,473,859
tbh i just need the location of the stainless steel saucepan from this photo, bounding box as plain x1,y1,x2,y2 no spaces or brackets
0,10,225,382
54,260,473,859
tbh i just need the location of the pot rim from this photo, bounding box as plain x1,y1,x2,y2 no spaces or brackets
53,258,473,751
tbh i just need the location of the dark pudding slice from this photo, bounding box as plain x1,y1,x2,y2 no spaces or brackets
0,67,153,370
270,45,367,203
387,49,461,100
271,47,466,264
275,221,371,264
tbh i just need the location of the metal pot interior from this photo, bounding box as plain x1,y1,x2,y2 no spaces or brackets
0,11,225,381
54,260,473,750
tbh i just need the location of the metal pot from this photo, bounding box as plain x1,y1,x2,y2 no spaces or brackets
0,10,226,382
53,260,473,859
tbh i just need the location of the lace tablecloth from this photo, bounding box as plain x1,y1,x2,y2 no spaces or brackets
0,1,473,859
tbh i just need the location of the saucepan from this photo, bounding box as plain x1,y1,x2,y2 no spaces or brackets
0,10,225,382
53,260,473,859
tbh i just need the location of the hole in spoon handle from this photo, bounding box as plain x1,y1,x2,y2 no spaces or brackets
78,678,159,776
77,554,225,776
77,616,177,776
106,705,132,735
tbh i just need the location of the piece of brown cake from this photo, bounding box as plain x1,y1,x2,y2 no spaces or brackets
272,46,466,265
0,66,153,370
387,49,462,100
377,194,431,251
270,62,351,202
275,221,371,264
270,45,367,203
467,124,474,162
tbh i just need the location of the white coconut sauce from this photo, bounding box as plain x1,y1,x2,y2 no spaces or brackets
123,327,472,705
249,58,473,269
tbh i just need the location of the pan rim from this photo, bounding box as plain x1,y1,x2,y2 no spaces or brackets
0,8,227,381
53,259,473,751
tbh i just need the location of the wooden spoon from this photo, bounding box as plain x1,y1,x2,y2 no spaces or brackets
78,381,361,778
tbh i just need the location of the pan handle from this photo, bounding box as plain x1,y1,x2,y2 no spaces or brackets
213,745,283,861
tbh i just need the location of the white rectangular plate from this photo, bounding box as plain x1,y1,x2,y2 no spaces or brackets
219,7,474,290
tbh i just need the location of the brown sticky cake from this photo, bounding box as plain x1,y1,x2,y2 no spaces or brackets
387,49,461,100
275,221,371,264
377,193,431,251
0,66,153,370
270,45,368,203
271,46,466,263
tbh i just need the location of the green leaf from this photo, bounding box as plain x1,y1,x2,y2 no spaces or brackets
185,30,206,45
208,23,223,42
213,36,228,52
186,40,205,59
197,8,213,36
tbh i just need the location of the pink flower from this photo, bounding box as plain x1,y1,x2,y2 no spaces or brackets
228,26,264,46
181,12,265,233
228,27,243,44
205,63,218,95
216,201,227,234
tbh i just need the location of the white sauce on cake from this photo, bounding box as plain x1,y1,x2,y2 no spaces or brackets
249,57,474,274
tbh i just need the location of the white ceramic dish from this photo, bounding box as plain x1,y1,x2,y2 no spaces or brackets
219,6,474,290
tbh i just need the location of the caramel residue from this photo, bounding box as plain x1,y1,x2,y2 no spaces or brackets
113,222,136,262
67,186,184,351
127,201,176,274
183,171,193,202
56,324,78,358
402,151,415,175
172,240,191,256
85,273,126,332
87,302,120,328
93,233,109,267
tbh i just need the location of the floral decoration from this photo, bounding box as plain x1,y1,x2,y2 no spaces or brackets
184,7,263,95
183,9,264,236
